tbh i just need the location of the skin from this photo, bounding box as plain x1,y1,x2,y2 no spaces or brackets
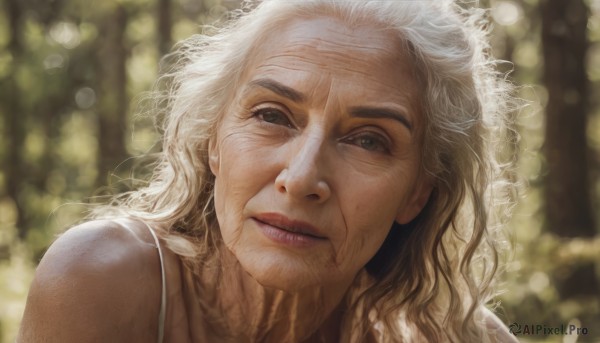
17,15,518,343
211,16,429,290
207,15,431,341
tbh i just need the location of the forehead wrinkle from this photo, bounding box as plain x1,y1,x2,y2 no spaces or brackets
282,39,398,65
286,39,395,56
260,51,396,82
255,62,307,73
279,15,396,50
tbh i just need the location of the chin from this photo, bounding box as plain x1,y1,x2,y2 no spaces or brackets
238,252,326,292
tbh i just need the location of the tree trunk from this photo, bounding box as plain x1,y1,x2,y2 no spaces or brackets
2,0,28,240
157,0,172,57
95,4,130,188
540,0,598,298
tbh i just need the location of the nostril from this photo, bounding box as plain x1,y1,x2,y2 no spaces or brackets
274,167,331,202
275,169,289,194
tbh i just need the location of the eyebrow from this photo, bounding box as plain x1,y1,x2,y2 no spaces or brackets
349,106,413,132
247,78,306,103
246,78,413,132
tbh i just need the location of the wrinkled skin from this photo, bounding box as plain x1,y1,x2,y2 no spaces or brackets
208,15,432,340
211,16,430,293
211,18,430,289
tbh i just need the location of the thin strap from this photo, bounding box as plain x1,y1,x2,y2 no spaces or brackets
146,223,166,343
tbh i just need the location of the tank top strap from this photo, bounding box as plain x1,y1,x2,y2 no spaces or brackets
144,222,167,343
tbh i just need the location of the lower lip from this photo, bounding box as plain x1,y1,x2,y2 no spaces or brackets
252,218,325,247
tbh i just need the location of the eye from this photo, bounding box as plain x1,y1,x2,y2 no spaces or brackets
345,133,390,153
253,107,294,128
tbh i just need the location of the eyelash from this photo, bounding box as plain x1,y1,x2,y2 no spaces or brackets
251,106,391,153
343,132,390,153
251,106,295,128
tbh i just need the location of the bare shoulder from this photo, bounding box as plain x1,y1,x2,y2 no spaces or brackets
18,219,163,343
482,307,520,343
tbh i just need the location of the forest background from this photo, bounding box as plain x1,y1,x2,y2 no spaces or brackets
0,0,599,342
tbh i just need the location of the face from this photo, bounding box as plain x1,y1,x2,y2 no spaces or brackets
209,16,431,292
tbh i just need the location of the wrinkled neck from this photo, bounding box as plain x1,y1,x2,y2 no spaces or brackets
184,243,351,342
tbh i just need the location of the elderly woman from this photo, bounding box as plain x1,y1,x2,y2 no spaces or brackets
18,0,519,342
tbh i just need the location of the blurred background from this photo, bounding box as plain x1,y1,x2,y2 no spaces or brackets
0,0,599,342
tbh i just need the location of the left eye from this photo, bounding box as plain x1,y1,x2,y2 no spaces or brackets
345,134,389,152
253,108,294,128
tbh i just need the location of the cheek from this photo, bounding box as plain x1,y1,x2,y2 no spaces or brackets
213,135,251,241
334,216,391,269
336,194,395,269
213,131,281,242
331,176,407,270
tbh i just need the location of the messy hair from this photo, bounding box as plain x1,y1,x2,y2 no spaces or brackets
93,0,519,341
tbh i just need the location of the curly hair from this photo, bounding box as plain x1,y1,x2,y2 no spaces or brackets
92,0,519,341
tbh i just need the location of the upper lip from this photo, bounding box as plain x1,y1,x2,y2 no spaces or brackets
253,213,326,239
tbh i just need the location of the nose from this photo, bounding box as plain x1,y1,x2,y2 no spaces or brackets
274,134,332,203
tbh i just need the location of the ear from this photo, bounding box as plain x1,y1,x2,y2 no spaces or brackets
395,176,433,225
208,137,220,175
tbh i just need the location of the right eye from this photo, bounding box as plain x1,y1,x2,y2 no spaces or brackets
253,107,294,128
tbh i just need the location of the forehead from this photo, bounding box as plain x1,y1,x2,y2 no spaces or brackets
241,15,422,115
262,15,398,56
250,16,411,75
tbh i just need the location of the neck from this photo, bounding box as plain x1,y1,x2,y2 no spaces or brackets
193,244,352,342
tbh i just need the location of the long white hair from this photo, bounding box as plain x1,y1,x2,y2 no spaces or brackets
93,1,519,341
